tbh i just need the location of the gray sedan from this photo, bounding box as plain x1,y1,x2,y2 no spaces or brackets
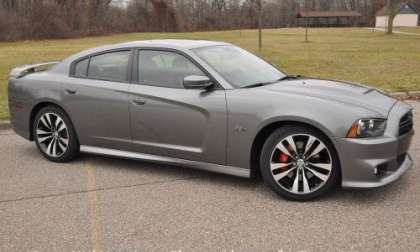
8,40,414,201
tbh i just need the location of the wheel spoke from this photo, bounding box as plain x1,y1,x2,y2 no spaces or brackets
55,117,67,132
55,116,62,128
285,136,297,156
270,162,292,170
46,138,55,155
305,166,328,181
302,170,310,193
304,136,316,156
57,123,66,132
308,162,332,171
291,170,300,193
52,138,58,156
45,114,53,129
276,141,293,158
273,166,297,181
57,139,67,153
60,137,69,145
307,141,326,159
36,129,52,136
40,116,52,129
38,135,53,143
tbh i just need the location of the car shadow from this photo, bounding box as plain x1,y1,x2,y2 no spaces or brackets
17,143,412,205
80,153,261,185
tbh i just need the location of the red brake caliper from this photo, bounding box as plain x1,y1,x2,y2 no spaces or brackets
279,153,289,163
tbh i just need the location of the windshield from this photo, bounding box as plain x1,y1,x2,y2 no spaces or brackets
193,45,285,88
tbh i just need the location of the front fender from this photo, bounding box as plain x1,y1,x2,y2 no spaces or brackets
225,89,381,169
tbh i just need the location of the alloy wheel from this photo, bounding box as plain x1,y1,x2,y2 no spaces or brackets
270,134,332,194
36,112,69,158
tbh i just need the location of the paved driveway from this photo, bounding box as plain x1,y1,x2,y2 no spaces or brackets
1,101,419,251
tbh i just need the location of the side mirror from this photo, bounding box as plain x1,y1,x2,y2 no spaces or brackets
183,75,213,89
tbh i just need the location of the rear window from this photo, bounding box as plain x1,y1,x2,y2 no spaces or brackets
74,58,89,77
87,51,130,82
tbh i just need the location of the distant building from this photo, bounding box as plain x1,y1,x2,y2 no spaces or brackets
296,11,361,27
375,3,418,27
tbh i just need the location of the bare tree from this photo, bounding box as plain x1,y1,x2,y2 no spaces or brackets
258,0,262,51
2,0,420,41
243,0,263,50
386,0,398,34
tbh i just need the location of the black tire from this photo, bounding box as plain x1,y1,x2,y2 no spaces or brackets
260,125,339,201
33,106,79,162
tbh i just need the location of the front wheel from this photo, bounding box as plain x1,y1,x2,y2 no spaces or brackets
33,106,79,162
260,125,339,201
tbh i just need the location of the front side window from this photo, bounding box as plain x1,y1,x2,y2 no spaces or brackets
87,51,130,82
139,50,205,88
193,45,285,88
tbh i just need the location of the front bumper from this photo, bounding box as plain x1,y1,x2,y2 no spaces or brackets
341,152,413,188
336,101,414,188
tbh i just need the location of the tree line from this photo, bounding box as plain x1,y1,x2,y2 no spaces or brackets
0,0,419,41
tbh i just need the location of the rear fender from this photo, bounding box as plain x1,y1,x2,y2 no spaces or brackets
9,62,59,79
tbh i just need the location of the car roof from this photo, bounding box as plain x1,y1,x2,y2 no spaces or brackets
78,40,230,56
50,39,230,74
117,39,230,49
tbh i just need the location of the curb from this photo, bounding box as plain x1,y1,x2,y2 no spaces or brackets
390,91,420,100
0,121,11,131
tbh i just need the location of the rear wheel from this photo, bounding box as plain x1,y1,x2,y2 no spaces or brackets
33,106,79,162
260,125,339,201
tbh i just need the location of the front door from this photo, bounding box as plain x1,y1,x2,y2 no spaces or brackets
128,49,227,164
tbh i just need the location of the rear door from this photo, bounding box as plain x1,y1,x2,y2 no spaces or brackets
62,49,132,150
128,49,227,164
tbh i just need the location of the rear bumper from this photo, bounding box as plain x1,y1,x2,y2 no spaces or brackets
8,79,31,140
337,101,414,188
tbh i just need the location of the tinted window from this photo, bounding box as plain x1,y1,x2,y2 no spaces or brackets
193,45,285,88
139,50,204,88
74,58,89,77
87,51,130,82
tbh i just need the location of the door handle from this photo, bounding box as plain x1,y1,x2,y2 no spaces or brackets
65,89,77,95
132,99,146,106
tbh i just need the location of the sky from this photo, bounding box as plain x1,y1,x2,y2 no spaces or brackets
111,0,130,8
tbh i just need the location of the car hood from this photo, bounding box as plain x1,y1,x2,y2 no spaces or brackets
263,78,397,117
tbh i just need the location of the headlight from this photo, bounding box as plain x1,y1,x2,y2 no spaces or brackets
346,119,387,138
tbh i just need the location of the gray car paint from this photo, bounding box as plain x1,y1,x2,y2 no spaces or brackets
8,39,414,188
61,76,132,151
128,84,228,164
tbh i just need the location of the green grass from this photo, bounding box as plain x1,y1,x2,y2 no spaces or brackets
395,27,420,34
1,28,420,120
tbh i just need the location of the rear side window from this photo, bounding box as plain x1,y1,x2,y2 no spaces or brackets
74,58,89,77
87,51,130,82
139,50,204,88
